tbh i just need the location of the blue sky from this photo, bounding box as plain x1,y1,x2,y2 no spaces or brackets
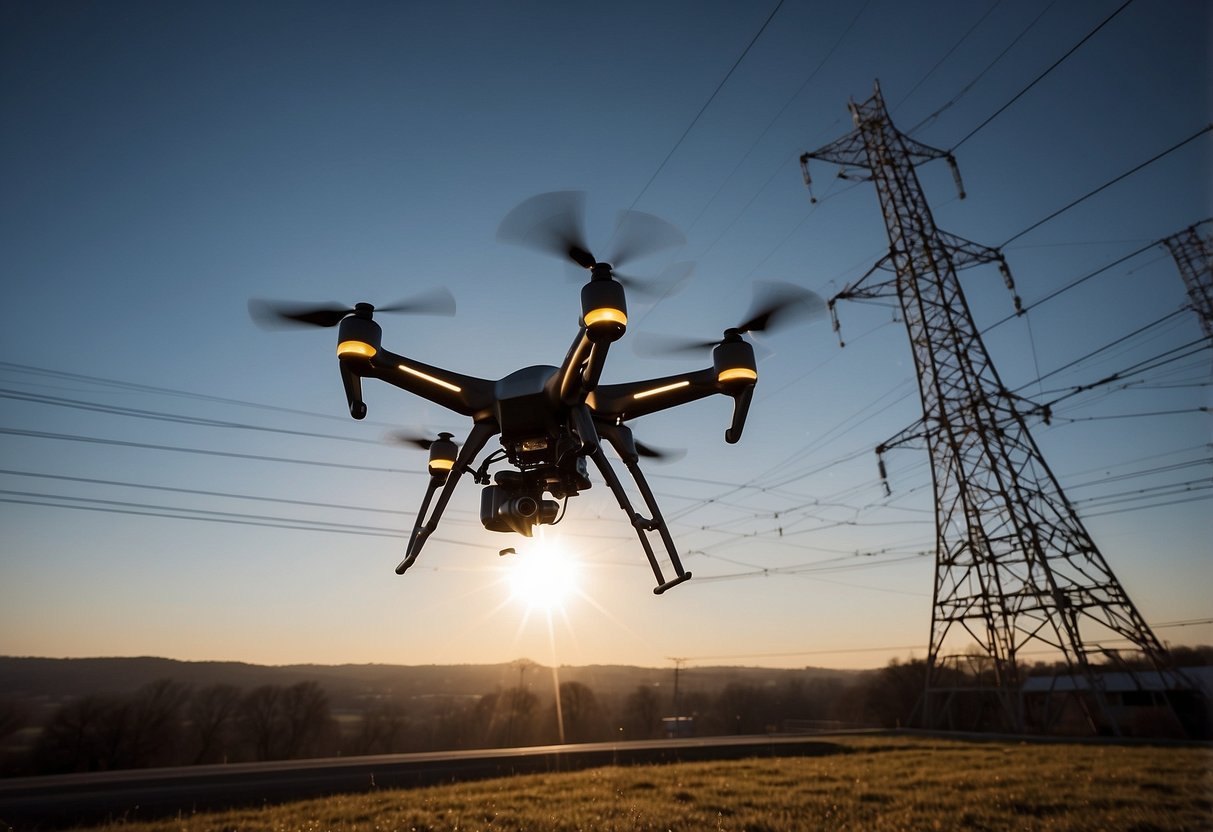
1,0,1209,671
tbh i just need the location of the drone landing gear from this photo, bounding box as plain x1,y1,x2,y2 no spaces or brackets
592,422,692,595
397,421,498,575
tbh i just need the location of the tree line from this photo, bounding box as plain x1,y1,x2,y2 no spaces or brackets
3,645,1207,776
0,671,876,776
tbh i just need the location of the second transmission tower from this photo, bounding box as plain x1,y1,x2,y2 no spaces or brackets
1161,218,1213,338
801,81,1192,736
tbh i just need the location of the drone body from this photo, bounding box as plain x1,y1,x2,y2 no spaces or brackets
252,192,820,594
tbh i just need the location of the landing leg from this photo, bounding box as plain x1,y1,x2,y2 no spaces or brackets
396,421,498,574
590,422,692,594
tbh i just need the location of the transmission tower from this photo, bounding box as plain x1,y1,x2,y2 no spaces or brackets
1160,218,1213,338
800,81,1194,736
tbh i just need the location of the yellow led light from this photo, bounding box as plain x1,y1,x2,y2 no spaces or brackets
633,380,691,400
583,307,628,328
428,458,455,472
337,340,377,358
399,364,463,393
717,367,758,383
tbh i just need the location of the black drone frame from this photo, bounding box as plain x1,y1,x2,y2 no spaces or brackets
251,192,819,594
333,286,759,594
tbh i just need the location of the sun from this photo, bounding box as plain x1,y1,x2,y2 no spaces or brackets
507,536,579,611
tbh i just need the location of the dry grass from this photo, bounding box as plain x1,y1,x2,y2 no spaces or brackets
73,736,1212,831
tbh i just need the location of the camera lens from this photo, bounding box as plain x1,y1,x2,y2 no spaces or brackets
510,496,538,518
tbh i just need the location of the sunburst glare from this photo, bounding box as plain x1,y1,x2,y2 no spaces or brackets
506,534,580,612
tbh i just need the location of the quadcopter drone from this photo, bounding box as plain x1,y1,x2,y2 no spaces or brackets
251,192,820,594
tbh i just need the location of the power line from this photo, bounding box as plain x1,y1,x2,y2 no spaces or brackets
905,0,1058,135
627,0,786,212
0,388,387,447
1012,309,1189,393
0,428,423,476
1000,123,1213,248
1038,339,1212,410
890,0,1002,114
1054,407,1208,424
951,0,1137,151
982,240,1159,334
0,468,477,520
683,0,872,238
0,489,416,536
0,360,385,426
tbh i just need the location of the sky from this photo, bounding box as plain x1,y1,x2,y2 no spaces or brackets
1,0,1210,673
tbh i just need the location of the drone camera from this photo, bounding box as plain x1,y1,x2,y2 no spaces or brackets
480,472,560,536
581,279,627,343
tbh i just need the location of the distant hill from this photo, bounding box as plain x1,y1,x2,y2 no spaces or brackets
0,656,864,708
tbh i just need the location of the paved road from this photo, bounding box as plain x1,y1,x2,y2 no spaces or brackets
0,734,852,829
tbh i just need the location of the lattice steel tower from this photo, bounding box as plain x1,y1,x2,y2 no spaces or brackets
801,82,1189,735
1161,218,1213,338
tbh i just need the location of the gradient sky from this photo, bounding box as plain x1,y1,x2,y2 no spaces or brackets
1,0,1210,672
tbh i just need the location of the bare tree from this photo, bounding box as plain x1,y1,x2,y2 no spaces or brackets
236,682,335,761
125,679,190,768
555,681,605,743
347,700,407,755
622,685,662,739
279,681,335,758
31,694,126,773
238,684,284,760
187,683,241,764
858,658,929,728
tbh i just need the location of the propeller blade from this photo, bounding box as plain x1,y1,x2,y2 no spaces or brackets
631,330,720,358
386,429,458,451
737,281,826,335
632,281,824,358
635,439,686,463
248,299,352,329
496,190,596,269
249,288,458,331
615,261,694,301
609,209,686,267
387,430,435,450
375,287,456,317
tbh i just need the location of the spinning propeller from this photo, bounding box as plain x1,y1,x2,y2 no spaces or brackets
633,440,685,463
248,288,456,329
387,430,460,478
496,190,689,298
634,281,825,357
387,429,457,451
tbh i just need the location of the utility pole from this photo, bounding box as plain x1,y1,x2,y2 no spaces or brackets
800,81,1194,736
668,657,686,716
1160,218,1213,338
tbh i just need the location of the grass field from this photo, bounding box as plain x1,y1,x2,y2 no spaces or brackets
73,736,1212,832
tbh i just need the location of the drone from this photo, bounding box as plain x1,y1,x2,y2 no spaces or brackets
251,192,821,594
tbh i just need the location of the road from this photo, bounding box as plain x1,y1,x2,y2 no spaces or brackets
0,734,854,829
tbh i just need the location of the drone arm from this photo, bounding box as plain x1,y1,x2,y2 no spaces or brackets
590,422,692,595
553,326,613,405
589,368,720,421
364,348,496,418
396,420,498,574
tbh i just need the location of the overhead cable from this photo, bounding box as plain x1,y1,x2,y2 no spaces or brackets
950,0,1137,151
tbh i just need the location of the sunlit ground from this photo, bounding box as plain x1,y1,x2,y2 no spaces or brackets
70,736,1213,831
